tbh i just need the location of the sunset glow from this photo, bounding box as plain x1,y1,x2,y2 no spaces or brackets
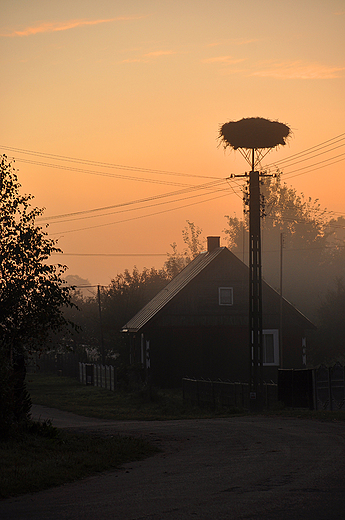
1,0,344,286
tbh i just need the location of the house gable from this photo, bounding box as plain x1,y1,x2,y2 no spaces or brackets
122,246,314,334
121,245,315,386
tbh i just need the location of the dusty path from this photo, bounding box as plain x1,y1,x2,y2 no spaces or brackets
1,405,345,519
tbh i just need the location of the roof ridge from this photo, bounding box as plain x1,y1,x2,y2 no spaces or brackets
122,247,226,332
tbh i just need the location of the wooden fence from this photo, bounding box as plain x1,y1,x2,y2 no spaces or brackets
27,351,82,379
182,378,278,410
183,365,345,411
79,362,117,391
314,363,345,411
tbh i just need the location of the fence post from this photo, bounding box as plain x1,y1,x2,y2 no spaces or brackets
265,382,268,408
110,366,115,391
106,366,110,390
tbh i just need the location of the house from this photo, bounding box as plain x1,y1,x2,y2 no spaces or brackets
121,237,315,387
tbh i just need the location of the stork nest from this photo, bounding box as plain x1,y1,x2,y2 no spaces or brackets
219,117,291,150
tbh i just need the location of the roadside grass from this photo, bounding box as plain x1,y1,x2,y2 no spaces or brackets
262,407,345,422
27,373,242,420
2,373,239,498
27,373,345,422
0,420,158,499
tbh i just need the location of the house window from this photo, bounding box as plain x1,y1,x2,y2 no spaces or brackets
262,329,279,366
219,287,233,306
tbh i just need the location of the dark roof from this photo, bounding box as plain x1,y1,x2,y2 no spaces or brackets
122,247,226,332
122,246,315,333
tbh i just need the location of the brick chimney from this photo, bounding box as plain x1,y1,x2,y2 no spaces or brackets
207,236,220,252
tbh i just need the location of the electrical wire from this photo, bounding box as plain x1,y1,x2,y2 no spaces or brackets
38,179,228,222
15,158,197,187
3,132,345,188
273,142,345,171
264,132,345,168
45,184,230,225
263,133,345,179
52,253,167,257
52,242,345,259
283,154,345,180
3,131,345,235
50,190,232,235
1,145,221,180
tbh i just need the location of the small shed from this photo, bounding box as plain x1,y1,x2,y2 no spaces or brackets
122,237,315,387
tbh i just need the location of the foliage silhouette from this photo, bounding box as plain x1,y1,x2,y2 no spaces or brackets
0,155,73,436
49,221,205,384
224,175,335,317
310,278,345,365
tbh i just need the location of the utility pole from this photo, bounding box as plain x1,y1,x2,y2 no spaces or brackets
97,285,105,365
228,155,268,410
227,162,267,410
219,117,291,412
279,232,284,368
248,150,263,409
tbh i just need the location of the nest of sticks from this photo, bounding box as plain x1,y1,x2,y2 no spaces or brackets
219,117,291,150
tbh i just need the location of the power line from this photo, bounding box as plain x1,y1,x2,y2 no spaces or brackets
264,132,345,169
50,190,232,235
38,179,227,222
261,132,345,180
45,184,230,225
1,145,221,180
54,245,345,258
283,154,345,180
54,253,166,257
4,131,345,234
14,158,197,187
4,132,345,190
272,142,345,171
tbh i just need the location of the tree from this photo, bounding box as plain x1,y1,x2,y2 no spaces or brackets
309,278,345,365
102,266,169,347
48,222,206,385
0,156,73,435
51,266,171,368
223,175,334,318
164,220,204,279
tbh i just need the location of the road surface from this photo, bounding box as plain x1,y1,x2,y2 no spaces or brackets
1,405,345,519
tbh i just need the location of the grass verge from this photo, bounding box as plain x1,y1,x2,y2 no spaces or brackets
27,373,345,422
2,373,236,499
27,373,242,420
0,419,157,499
262,407,345,422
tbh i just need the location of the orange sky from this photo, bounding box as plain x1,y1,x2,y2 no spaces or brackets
1,0,345,286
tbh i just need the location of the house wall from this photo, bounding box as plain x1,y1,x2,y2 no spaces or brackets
146,325,249,387
129,249,311,387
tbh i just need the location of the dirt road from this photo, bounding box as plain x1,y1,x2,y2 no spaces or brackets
1,405,345,519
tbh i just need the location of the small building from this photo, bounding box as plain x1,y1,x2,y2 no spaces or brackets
122,237,315,387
